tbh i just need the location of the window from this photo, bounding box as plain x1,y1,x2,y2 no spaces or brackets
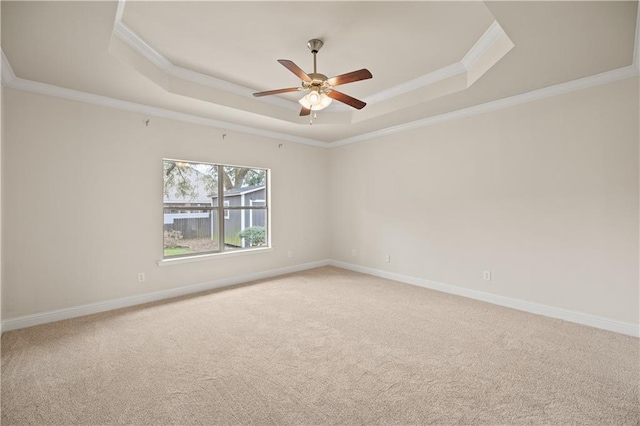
163,159,269,259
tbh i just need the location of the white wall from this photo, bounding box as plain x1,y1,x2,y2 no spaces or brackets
329,77,639,325
2,89,328,318
1,5,3,334
2,76,638,330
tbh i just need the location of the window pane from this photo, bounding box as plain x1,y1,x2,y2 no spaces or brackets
163,159,269,259
164,208,219,257
224,209,267,250
222,167,267,207
163,160,218,206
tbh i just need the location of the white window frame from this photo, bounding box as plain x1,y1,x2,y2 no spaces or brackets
162,159,269,261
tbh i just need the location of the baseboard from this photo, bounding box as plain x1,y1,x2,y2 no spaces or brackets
1,259,331,332
330,260,640,338
4,259,637,338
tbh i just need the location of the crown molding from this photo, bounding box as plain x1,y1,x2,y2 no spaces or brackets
112,15,467,111
112,19,297,112
329,20,507,109
114,0,126,29
1,51,16,86
461,20,504,70
634,0,640,69
364,62,467,106
113,21,172,71
2,52,636,150
330,65,640,148
1,69,326,148
113,0,507,114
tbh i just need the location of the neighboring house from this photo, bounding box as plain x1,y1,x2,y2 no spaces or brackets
212,185,267,247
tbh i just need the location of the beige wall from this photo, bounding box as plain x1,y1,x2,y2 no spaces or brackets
2,89,328,318
2,76,638,327
1,6,3,333
0,78,3,332
329,77,639,324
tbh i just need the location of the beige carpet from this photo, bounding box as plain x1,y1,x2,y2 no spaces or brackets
1,266,638,425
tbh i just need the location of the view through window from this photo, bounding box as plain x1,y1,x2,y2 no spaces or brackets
163,159,269,258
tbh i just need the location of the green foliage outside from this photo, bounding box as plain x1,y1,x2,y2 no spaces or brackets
164,247,192,256
163,161,266,201
238,227,266,247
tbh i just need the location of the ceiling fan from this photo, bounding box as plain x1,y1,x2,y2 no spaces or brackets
253,39,373,119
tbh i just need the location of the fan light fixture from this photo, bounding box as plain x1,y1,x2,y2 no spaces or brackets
298,89,332,111
253,39,372,124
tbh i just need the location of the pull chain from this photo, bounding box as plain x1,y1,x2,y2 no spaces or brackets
309,111,318,125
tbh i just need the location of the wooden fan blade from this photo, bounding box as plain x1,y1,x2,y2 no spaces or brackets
253,87,300,97
326,90,366,110
300,107,311,116
326,69,372,87
278,60,312,83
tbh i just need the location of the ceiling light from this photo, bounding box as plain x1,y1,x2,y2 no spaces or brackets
298,89,332,111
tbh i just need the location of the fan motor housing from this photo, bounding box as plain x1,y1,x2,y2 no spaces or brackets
303,73,329,90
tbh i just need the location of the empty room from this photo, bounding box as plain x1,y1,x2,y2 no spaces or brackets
1,1,638,424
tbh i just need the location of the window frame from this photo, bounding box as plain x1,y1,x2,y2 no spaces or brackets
162,159,270,260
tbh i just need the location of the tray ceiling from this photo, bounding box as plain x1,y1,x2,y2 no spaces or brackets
1,1,638,145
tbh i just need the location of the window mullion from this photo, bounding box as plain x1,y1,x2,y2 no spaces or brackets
217,165,225,252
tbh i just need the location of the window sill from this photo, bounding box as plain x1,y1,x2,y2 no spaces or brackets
157,247,273,267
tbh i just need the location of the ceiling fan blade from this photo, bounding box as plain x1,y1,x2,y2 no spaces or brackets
326,69,372,87
300,107,311,116
253,87,301,97
278,60,312,83
326,90,367,110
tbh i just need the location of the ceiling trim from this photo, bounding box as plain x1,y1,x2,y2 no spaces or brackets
113,0,510,118
2,52,637,150
330,65,639,148
1,52,325,147
112,21,171,71
363,21,508,106
114,0,125,27
1,51,16,86
363,63,466,106
634,0,640,68
112,20,297,112
461,20,504,70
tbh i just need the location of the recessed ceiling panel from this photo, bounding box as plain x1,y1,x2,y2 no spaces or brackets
122,1,496,98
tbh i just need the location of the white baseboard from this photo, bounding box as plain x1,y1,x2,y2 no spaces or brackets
1,259,331,332
3,259,638,338
330,260,640,338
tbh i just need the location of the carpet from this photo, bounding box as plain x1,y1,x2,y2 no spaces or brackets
2,266,638,425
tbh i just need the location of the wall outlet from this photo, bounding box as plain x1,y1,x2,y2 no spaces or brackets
137,272,145,283
351,249,357,256
385,255,391,263
483,270,491,281
288,251,293,258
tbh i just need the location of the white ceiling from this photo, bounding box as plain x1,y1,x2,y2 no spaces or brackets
2,1,638,145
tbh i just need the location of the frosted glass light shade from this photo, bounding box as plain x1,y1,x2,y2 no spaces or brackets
298,90,332,110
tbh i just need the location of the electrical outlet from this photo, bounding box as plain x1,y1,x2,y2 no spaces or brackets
288,251,293,258
483,271,491,281
385,255,391,263
351,249,357,256
137,272,145,283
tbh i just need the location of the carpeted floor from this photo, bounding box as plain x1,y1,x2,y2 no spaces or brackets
1,266,638,425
